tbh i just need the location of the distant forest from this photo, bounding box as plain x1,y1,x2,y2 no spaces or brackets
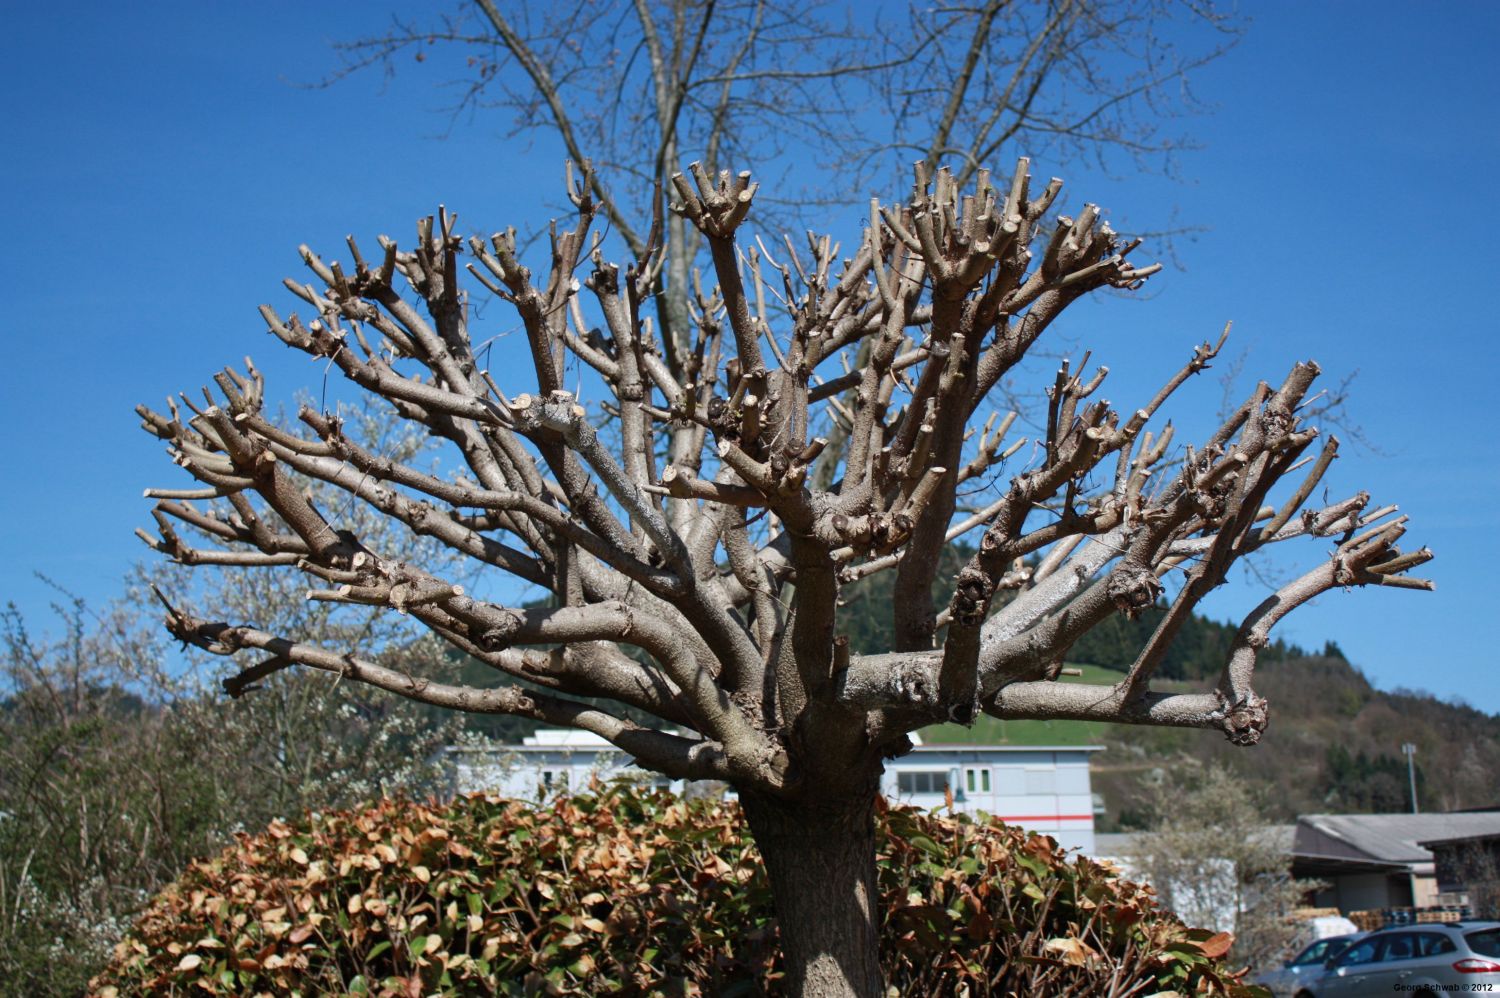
838,540,1316,676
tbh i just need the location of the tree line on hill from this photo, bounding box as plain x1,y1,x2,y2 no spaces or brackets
1096,651,1500,829
839,539,1315,674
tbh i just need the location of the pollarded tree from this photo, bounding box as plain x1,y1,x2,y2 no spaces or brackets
137,159,1432,997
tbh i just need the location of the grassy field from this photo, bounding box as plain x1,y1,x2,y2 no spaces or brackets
919,663,1126,746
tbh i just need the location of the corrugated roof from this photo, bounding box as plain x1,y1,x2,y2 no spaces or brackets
1089,825,1295,858
911,744,1106,753
1092,816,1500,868
1297,812,1500,863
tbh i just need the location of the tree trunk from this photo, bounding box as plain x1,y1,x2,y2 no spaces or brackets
741,791,884,998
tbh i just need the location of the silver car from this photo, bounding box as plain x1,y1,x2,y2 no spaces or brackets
1253,933,1362,997
1293,920,1500,996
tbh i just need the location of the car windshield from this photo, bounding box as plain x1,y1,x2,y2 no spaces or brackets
1295,937,1351,966
1292,940,1326,965
1466,929,1500,958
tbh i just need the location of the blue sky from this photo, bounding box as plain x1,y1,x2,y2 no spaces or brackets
1,2,1495,710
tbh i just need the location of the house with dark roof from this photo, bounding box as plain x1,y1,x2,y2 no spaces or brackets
1091,812,1500,921
1291,812,1500,912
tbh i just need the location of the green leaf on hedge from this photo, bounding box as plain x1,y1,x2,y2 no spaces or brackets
1016,854,1048,879
908,834,946,858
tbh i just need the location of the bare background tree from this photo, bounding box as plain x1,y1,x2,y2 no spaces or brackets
1129,762,1320,973
0,590,456,997
0,409,461,997
137,150,1432,994
333,0,1239,372
1450,841,1500,920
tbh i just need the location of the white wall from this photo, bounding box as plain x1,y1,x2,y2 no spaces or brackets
882,748,1099,853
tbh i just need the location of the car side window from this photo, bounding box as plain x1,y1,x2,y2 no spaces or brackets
1335,938,1380,966
1379,933,1416,962
1465,929,1500,958
1414,933,1455,957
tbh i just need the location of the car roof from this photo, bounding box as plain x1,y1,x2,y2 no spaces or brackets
1365,921,1500,935
1298,932,1364,952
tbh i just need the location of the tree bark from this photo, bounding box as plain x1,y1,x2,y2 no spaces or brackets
741,790,884,998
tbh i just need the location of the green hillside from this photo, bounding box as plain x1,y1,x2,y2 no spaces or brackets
920,653,1500,830
921,663,1124,746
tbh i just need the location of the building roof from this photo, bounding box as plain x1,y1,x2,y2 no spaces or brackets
444,728,637,755
1418,829,1500,850
448,730,1107,757
908,743,1106,753
1094,814,1500,873
521,729,612,747
1088,824,1295,860
1295,812,1500,865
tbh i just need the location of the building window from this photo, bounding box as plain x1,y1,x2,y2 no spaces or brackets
965,767,991,793
897,771,950,795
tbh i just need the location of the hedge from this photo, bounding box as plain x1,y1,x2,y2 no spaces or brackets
92,784,1265,996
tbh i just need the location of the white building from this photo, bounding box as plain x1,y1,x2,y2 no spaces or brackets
883,741,1103,853
447,730,1103,853
446,728,681,800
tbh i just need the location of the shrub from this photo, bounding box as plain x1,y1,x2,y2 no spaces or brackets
93,785,1263,996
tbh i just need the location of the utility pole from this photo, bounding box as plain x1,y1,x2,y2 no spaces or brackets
1401,743,1419,814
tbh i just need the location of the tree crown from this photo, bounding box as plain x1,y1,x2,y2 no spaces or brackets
138,158,1432,799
